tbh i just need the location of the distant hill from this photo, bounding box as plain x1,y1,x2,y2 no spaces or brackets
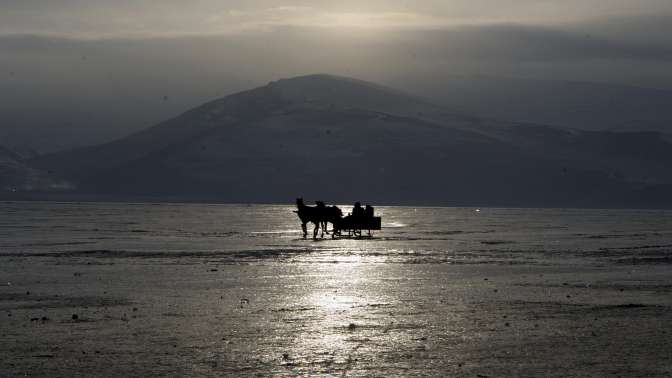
27,74,672,207
0,145,71,193
4,75,672,155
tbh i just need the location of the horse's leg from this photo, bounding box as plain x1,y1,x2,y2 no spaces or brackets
313,222,319,239
301,222,307,239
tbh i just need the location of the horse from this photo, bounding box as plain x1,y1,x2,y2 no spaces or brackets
295,198,343,239
318,204,343,238
294,198,322,239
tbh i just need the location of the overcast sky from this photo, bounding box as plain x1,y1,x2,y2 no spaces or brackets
1,1,672,152
1,0,671,37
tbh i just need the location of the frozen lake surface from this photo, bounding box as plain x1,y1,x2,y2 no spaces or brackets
1,202,672,376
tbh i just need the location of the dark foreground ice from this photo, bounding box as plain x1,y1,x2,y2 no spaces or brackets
1,202,671,377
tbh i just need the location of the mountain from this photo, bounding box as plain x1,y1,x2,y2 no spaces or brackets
0,145,71,193
5,75,672,155
28,74,672,207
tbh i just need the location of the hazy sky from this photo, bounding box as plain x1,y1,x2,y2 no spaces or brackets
1,1,672,152
1,0,671,37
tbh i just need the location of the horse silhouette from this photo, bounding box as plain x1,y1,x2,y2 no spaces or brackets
295,198,322,239
318,202,343,238
295,198,343,239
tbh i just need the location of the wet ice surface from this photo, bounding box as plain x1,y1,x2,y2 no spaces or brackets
1,203,672,377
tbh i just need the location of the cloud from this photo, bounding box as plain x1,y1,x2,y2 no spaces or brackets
2,22,671,102
1,1,671,38
418,24,672,62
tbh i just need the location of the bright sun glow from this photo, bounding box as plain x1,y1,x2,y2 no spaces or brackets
326,13,375,28
306,11,447,29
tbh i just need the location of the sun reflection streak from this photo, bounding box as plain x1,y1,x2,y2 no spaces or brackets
284,258,389,373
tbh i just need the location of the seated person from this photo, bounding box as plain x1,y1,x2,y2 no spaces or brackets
365,205,374,218
351,202,365,218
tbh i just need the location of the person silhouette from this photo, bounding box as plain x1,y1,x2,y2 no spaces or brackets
365,205,374,218
352,202,364,219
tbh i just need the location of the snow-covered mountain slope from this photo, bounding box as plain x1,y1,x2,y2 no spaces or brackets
30,75,672,207
0,145,71,193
